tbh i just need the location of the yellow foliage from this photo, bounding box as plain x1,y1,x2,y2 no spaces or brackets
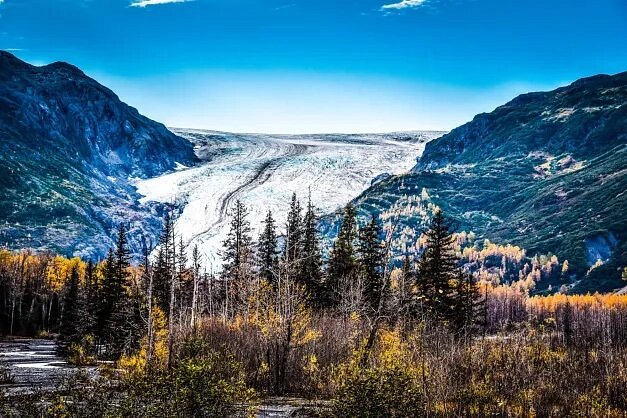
527,292,627,313
337,328,424,382
349,311,361,322
46,256,86,291
244,279,320,348
118,305,169,373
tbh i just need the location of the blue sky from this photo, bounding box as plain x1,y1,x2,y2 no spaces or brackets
1,0,625,133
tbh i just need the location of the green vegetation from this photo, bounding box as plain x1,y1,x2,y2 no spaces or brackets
351,72,627,292
2,354,256,417
1,197,626,417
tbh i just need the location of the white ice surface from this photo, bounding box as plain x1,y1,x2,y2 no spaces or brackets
135,129,443,268
14,361,67,369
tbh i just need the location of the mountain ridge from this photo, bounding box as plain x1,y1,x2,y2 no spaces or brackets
0,51,624,293
346,71,626,292
0,51,198,258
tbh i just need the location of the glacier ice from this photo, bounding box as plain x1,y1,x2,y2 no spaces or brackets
135,129,443,267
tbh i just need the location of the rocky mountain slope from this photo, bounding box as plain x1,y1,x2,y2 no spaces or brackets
347,72,626,292
0,51,198,258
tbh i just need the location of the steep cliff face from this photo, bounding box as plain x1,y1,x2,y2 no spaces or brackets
0,51,197,178
348,72,627,292
0,51,198,258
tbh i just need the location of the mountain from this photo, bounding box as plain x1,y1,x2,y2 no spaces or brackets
1,50,624,293
346,72,627,292
0,51,442,261
0,51,198,258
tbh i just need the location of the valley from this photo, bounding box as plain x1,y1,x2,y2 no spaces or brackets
136,129,444,266
1,1,626,415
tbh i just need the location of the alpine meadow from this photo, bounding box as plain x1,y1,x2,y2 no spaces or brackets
0,0,626,417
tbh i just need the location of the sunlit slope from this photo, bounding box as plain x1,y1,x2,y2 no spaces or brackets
351,72,627,292
0,51,198,258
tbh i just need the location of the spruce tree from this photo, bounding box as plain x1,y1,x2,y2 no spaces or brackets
59,266,82,351
115,224,132,285
222,200,253,282
101,224,134,359
154,212,174,314
190,244,201,330
84,259,98,338
357,217,385,312
177,236,188,279
258,210,279,284
327,204,358,305
450,270,482,337
416,210,458,322
563,300,573,347
98,248,117,347
143,242,156,365
284,193,303,277
399,255,415,318
176,236,189,317
153,247,169,314
300,193,323,301
221,200,253,319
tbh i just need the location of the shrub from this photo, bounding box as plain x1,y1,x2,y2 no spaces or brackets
332,329,425,418
67,334,97,366
118,353,258,417
6,350,257,417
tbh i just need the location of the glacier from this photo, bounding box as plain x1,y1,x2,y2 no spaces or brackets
136,129,444,268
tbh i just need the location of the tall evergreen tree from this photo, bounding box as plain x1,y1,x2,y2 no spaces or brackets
416,210,458,322
114,224,132,286
357,217,385,312
98,248,117,347
101,224,135,359
258,210,279,284
284,193,303,276
222,200,253,320
327,204,358,305
59,266,82,351
142,241,156,366
177,236,188,279
222,200,253,282
300,193,323,301
399,255,415,318
450,270,482,337
154,212,174,314
84,259,98,338
176,236,190,319
190,244,201,330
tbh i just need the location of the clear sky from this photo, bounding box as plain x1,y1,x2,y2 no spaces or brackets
1,0,626,133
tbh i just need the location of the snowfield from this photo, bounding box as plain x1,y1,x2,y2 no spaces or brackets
136,129,443,267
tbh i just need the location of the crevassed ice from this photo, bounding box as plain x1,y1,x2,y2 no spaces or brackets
136,129,443,267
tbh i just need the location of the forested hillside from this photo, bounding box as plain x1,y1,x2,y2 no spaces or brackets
347,72,627,292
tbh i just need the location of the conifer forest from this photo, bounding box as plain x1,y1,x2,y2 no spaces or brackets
1,194,625,417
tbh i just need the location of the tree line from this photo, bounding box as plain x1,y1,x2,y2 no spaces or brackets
1,195,626,417
1,194,482,362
